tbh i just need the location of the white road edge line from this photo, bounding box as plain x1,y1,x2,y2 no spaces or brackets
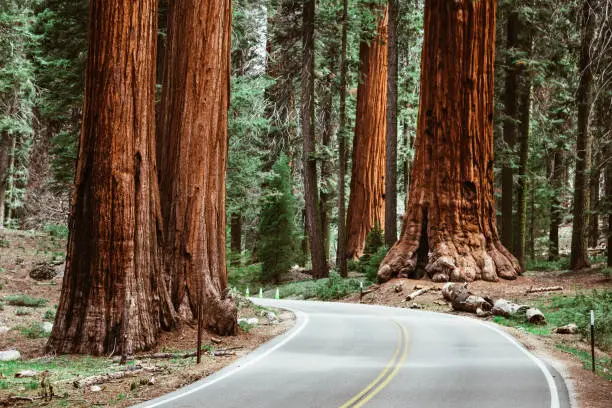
468,316,561,408
138,309,310,408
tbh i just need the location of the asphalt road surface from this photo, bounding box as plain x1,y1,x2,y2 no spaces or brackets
136,299,570,408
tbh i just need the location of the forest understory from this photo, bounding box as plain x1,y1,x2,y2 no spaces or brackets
0,230,295,407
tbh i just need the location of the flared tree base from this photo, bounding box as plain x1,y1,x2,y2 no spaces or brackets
378,229,520,283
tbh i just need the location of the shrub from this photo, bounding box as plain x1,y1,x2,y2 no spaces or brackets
257,154,298,282
4,294,48,307
15,309,30,316
18,323,48,339
525,257,570,271
44,224,69,239
44,309,56,321
360,224,384,264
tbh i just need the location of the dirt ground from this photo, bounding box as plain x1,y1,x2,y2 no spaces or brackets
0,229,295,407
343,268,611,408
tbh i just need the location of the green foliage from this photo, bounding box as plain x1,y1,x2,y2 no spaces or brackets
257,155,298,282
18,322,48,339
360,224,384,263
238,320,254,333
228,262,262,292
44,223,68,239
525,257,570,271
44,308,55,321
556,344,612,381
545,290,612,351
278,272,364,300
3,294,48,307
15,308,30,316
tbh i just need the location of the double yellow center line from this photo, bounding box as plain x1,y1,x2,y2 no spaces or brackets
339,321,409,408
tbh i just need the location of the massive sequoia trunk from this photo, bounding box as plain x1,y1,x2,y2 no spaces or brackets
345,5,388,259
48,0,174,355
378,0,520,283
157,0,237,335
301,0,329,278
570,0,595,270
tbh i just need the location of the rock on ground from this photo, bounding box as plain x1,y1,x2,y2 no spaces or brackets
0,350,21,361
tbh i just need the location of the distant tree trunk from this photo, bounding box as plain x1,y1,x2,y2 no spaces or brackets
606,142,612,267
4,137,16,225
501,11,519,253
336,0,349,277
403,119,413,204
515,39,532,269
549,148,565,260
570,0,594,270
588,150,600,248
47,0,174,355
157,0,237,335
301,0,328,278
385,0,398,247
230,212,242,265
378,0,520,283
320,57,337,261
346,5,388,259
0,132,9,227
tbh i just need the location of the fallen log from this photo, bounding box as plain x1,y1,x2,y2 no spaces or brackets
554,323,578,334
492,299,528,317
441,283,492,313
73,365,162,389
406,288,429,301
526,286,563,294
526,308,546,325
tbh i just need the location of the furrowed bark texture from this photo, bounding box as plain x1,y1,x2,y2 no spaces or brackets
0,132,9,227
48,0,171,355
588,149,600,248
301,0,329,278
346,6,388,259
570,0,594,270
378,0,520,283
157,0,237,335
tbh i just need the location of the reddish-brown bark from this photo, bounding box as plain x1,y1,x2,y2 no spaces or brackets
48,0,174,355
346,6,388,259
157,0,237,335
378,0,520,283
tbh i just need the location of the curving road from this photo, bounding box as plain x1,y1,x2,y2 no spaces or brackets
136,299,570,408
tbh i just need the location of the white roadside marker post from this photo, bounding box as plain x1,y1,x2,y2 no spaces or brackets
245,286,250,297
359,281,364,302
275,288,280,299
590,310,595,373
258,288,263,298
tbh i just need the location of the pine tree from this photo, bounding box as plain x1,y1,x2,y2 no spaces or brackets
257,154,298,282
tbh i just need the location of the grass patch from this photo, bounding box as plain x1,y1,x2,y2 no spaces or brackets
15,308,30,316
556,344,612,381
525,257,570,271
44,309,56,321
44,223,69,239
17,323,48,339
4,294,48,307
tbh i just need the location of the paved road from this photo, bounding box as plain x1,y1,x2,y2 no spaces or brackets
137,299,570,408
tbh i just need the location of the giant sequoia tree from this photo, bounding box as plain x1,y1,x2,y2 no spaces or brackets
345,5,388,259
378,0,520,283
48,0,174,354
157,0,237,335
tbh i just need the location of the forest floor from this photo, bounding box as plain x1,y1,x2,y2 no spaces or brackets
0,229,295,407
341,267,612,408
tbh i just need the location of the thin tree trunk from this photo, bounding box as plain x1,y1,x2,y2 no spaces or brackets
588,150,600,248
0,132,9,228
301,0,328,278
515,39,532,269
549,148,565,260
157,0,237,335
346,5,388,259
320,57,337,261
570,0,595,270
336,0,349,277
606,142,612,267
5,137,16,226
501,11,519,253
48,0,173,355
385,0,399,247
378,0,520,283
230,212,242,265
